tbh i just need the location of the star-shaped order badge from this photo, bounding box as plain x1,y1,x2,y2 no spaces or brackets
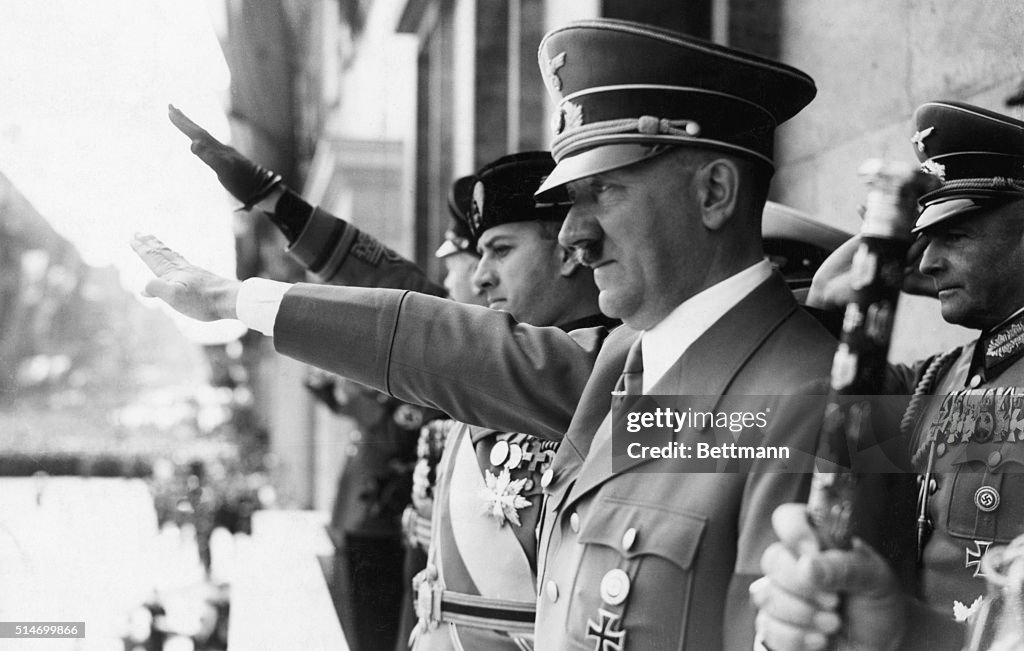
953,595,983,623
480,468,532,527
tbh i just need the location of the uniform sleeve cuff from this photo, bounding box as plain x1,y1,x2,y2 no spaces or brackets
236,277,294,336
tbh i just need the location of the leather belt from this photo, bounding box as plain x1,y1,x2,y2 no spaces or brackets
412,565,535,635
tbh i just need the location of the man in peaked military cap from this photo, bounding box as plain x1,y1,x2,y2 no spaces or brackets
133,19,861,650
524,19,859,650
753,101,1024,651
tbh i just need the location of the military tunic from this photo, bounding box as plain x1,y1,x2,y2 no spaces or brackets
534,275,843,651
288,205,445,298
905,331,1024,625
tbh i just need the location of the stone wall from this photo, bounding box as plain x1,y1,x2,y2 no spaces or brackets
759,0,1024,360
771,0,1024,231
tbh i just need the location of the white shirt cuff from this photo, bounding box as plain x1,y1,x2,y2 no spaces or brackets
236,277,294,336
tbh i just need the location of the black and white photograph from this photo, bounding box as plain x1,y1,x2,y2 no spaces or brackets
2,1,1024,649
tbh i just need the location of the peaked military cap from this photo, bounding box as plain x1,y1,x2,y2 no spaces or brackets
468,151,571,238
435,174,478,259
912,101,1024,231
535,19,817,197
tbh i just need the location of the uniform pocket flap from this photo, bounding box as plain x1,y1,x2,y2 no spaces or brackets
578,495,707,571
947,471,1024,543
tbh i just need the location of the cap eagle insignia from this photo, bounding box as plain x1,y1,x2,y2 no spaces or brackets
546,51,567,92
911,126,935,153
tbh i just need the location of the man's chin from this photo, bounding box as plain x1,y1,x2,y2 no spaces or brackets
939,303,981,330
597,292,632,323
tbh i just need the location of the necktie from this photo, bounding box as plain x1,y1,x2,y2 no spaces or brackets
617,337,644,396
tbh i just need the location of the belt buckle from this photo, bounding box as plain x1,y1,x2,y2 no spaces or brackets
412,564,442,629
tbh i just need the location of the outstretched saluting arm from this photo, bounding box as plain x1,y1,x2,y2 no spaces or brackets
131,233,241,321
169,105,443,296
131,234,604,439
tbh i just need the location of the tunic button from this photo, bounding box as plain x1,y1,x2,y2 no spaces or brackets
569,512,580,533
546,580,559,602
969,374,983,388
600,569,631,606
975,486,1000,513
622,527,637,551
988,451,1002,468
489,440,510,466
540,468,555,488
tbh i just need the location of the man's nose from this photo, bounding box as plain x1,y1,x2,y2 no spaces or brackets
918,237,943,277
558,205,602,261
472,259,496,292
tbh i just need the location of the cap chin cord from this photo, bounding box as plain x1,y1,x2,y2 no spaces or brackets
552,116,701,160
933,176,1024,194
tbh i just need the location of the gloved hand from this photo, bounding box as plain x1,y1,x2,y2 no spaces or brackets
168,104,282,210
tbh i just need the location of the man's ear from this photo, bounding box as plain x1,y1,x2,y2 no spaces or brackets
694,158,740,231
559,246,585,277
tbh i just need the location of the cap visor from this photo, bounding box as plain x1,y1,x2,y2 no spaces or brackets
434,239,462,258
762,201,851,250
913,198,985,232
535,144,670,199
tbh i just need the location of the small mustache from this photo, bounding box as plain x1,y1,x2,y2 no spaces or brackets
570,243,602,267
